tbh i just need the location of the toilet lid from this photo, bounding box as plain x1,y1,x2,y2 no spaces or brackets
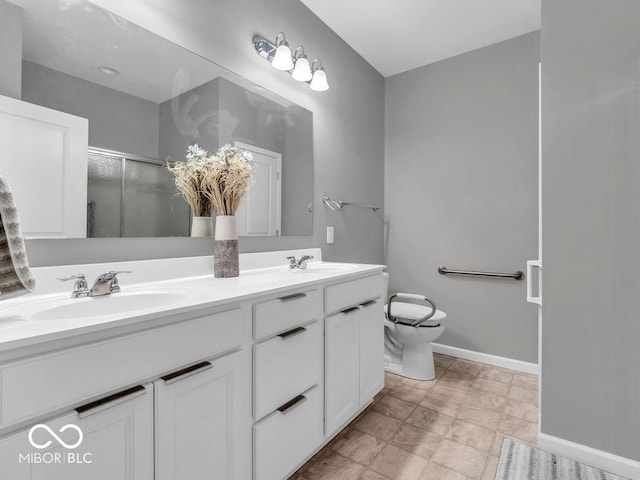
385,301,447,327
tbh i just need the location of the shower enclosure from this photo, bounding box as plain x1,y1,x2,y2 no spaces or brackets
87,148,190,237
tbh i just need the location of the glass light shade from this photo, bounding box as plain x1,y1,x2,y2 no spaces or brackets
309,68,329,91
291,57,312,81
272,44,294,70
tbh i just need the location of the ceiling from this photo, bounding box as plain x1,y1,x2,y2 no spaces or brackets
300,0,540,77
11,0,230,103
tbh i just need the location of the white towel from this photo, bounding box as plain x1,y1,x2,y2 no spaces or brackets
0,175,35,300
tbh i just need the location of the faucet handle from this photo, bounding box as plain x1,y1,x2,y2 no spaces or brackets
105,271,131,293
57,273,86,283
57,274,89,298
96,270,131,280
57,273,88,290
108,270,132,276
298,255,314,269
286,256,298,268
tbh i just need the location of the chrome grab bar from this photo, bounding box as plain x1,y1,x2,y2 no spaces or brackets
438,266,524,281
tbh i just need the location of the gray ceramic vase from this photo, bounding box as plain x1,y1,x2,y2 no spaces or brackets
214,216,239,277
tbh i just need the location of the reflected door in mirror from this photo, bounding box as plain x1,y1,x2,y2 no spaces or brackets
235,143,281,237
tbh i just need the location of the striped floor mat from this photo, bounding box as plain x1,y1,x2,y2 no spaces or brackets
496,438,630,480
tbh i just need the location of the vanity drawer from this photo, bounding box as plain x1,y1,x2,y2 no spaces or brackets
325,274,384,315
253,288,322,340
0,308,244,429
254,321,321,420
254,386,322,480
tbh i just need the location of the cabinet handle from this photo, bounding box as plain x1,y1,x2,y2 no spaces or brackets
76,385,146,418
161,361,213,385
341,306,360,315
277,326,307,340
360,300,377,308
278,292,307,302
277,394,307,415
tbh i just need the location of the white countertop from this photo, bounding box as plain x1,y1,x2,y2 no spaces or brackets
0,249,385,354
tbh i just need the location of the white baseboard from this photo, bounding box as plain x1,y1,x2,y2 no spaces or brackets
432,343,539,375
538,432,640,479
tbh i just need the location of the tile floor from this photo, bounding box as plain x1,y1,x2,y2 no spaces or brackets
292,354,539,480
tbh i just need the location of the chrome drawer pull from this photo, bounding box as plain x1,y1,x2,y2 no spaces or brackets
277,326,307,340
76,385,146,418
278,292,308,302
360,300,377,308
277,394,307,415
161,361,213,385
341,306,360,315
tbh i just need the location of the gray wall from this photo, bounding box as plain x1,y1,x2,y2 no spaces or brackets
158,76,313,235
217,78,313,235
22,61,160,159
541,0,640,460
0,0,22,99
385,32,540,363
26,0,385,266
282,104,314,235
159,78,221,166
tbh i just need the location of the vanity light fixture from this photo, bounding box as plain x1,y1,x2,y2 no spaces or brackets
253,32,329,91
309,60,329,92
291,47,313,82
271,32,294,71
97,66,119,76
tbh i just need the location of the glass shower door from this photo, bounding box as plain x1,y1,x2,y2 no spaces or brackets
87,148,190,237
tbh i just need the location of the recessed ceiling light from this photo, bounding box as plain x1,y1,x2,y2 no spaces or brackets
97,66,119,76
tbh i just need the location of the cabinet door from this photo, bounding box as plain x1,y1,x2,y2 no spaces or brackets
325,308,361,436
0,94,88,238
359,300,385,406
0,384,154,480
155,351,243,480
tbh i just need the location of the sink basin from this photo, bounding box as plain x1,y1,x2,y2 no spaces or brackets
294,263,360,275
27,291,189,321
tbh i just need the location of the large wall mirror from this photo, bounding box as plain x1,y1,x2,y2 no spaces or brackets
8,0,313,238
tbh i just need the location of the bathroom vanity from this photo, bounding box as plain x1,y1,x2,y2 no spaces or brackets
0,249,384,480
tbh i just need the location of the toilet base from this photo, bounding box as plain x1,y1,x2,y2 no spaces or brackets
384,342,436,381
403,342,436,380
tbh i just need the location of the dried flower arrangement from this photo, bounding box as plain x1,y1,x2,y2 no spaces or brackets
168,144,253,216
167,144,216,216
207,144,253,216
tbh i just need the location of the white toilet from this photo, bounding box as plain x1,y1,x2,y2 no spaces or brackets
383,273,447,381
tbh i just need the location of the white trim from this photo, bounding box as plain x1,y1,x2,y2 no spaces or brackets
432,343,539,375
538,432,640,480
234,141,282,237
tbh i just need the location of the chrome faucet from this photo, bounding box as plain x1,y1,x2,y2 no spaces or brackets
90,271,131,296
58,271,131,298
286,255,314,269
57,274,90,298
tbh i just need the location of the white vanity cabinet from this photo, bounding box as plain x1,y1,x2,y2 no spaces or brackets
254,386,322,480
325,275,385,437
155,351,243,480
359,298,385,402
0,308,246,480
325,306,361,436
0,256,386,480
252,288,324,480
0,383,154,480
